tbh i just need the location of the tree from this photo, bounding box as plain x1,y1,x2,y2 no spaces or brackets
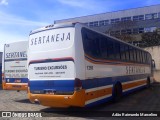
141,30,160,47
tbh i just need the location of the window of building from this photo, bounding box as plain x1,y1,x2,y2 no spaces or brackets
121,29,127,35
93,21,99,27
145,13,158,20
115,31,120,35
89,22,94,27
133,15,144,21
139,28,144,33
133,28,139,34
126,29,132,34
121,17,131,21
89,21,99,27
133,28,144,34
110,31,115,36
121,29,132,35
144,27,157,32
83,23,89,26
99,20,109,26
139,15,144,20
111,18,120,24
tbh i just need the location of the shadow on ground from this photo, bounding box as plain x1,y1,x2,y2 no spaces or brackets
14,99,32,104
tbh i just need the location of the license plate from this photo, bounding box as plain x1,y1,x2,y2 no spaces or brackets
12,85,21,88
44,89,56,94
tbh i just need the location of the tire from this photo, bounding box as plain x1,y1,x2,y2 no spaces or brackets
146,77,151,88
113,83,122,102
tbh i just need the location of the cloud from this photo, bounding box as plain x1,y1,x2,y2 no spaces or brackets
57,0,86,7
0,0,8,5
56,0,100,10
0,11,49,52
0,11,48,27
0,30,28,52
144,0,160,5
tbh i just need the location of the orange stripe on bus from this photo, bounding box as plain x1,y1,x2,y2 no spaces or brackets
122,80,146,90
85,54,149,66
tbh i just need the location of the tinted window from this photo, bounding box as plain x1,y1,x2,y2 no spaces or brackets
125,46,130,61
129,46,134,61
81,28,101,58
133,49,137,62
120,43,126,61
81,27,150,65
114,42,120,60
100,37,108,59
107,39,115,59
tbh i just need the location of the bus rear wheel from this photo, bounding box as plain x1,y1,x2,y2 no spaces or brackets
146,77,151,88
113,83,122,102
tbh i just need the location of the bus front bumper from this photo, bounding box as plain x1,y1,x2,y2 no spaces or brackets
4,83,28,90
28,89,85,108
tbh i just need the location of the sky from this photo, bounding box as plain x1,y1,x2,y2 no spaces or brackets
0,0,160,52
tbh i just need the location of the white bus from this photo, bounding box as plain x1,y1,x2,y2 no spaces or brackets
2,41,28,91
28,23,153,107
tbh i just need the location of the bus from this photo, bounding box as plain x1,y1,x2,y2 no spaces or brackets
28,23,153,107
2,41,28,91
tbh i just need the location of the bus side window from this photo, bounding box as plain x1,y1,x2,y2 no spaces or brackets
133,49,137,63
142,51,145,63
137,50,140,63
129,46,134,62
120,44,126,61
100,37,108,59
107,40,115,59
114,42,120,60
81,29,101,58
139,51,142,63
92,38,101,58
125,46,130,61
82,34,91,56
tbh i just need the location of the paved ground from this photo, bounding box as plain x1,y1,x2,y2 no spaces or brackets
154,70,160,82
0,82,160,120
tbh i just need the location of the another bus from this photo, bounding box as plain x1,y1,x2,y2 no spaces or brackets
2,41,28,91
28,23,153,107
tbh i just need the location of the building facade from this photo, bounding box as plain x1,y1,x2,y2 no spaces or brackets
55,4,160,45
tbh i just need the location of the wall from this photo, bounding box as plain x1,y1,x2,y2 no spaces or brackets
144,46,160,81
144,46,160,70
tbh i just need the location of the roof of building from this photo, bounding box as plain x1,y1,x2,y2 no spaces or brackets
55,4,160,23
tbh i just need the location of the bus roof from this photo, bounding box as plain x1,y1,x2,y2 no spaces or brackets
30,22,76,35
